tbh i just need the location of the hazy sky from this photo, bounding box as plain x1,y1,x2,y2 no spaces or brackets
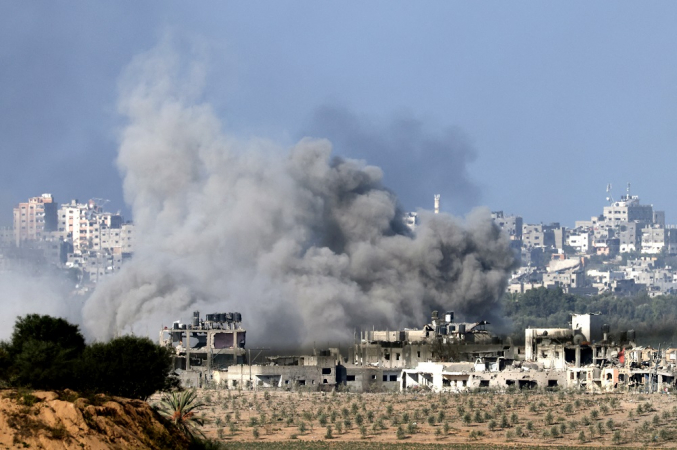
2,2,677,227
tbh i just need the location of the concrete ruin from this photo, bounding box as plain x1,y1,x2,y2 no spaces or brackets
161,310,677,394
159,311,246,388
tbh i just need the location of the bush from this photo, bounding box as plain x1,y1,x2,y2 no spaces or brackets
544,411,554,425
612,430,623,444
3,315,85,390
79,335,177,399
407,422,417,434
0,315,177,399
359,425,367,439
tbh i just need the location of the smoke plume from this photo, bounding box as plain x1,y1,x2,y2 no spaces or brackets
82,45,516,347
304,105,480,214
0,270,79,340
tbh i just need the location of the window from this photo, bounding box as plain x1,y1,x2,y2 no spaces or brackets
396,353,400,361
322,368,331,375
389,375,397,382
371,375,376,380
417,351,421,358
384,353,390,361
346,375,356,382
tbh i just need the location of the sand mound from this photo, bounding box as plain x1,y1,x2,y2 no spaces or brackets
0,390,190,449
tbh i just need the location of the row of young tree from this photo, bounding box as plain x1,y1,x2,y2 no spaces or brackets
0,314,178,399
503,287,677,345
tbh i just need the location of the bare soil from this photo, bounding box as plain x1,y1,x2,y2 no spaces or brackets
151,388,677,448
0,389,189,449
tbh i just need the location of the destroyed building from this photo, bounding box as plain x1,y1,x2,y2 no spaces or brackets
349,310,514,369
162,310,677,393
159,311,246,387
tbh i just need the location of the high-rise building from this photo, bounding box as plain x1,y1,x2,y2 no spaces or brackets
12,193,57,247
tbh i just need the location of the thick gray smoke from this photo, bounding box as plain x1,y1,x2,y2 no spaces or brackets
82,45,516,346
304,105,480,214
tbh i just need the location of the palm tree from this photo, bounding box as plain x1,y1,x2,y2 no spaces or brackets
157,389,206,438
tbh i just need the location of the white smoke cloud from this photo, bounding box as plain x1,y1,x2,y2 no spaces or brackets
0,270,80,340
82,42,517,347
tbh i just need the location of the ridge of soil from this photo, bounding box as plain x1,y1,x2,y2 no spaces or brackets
0,389,189,450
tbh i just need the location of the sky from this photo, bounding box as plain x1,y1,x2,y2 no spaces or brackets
2,2,677,227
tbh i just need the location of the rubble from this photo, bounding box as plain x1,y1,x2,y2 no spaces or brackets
163,310,676,394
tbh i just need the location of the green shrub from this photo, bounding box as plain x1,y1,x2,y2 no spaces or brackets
359,425,367,439
544,411,554,425
3,315,85,390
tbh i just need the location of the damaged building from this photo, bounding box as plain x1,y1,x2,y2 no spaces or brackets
159,311,246,387
162,310,677,394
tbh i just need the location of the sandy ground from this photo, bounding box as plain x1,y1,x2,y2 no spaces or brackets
0,390,189,450
148,388,677,447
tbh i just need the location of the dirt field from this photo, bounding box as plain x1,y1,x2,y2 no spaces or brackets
149,388,677,448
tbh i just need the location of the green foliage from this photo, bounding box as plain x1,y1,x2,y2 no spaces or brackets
0,314,177,399
80,335,178,399
2,314,85,390
503,288,677,343
578,430,586,443
612,429,623,444
157,389,206,439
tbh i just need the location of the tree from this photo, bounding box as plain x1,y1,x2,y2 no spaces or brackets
4,314,85,390
157,389,206,439
79,335,178,399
